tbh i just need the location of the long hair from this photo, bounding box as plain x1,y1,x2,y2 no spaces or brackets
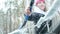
30,0,34,12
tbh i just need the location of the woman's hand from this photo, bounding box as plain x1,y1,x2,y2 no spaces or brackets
25,7,31,15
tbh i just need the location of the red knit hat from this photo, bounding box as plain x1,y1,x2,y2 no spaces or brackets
36,0,45,5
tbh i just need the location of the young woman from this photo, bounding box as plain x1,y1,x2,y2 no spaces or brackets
19,0,46,34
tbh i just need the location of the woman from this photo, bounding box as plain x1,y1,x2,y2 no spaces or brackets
19,0,46,32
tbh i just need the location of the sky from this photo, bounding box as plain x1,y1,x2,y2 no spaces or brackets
0,0,19,13
0,0,9,14
0,0,6,9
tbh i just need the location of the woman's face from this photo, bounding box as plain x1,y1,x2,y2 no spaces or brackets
37,2,45,10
